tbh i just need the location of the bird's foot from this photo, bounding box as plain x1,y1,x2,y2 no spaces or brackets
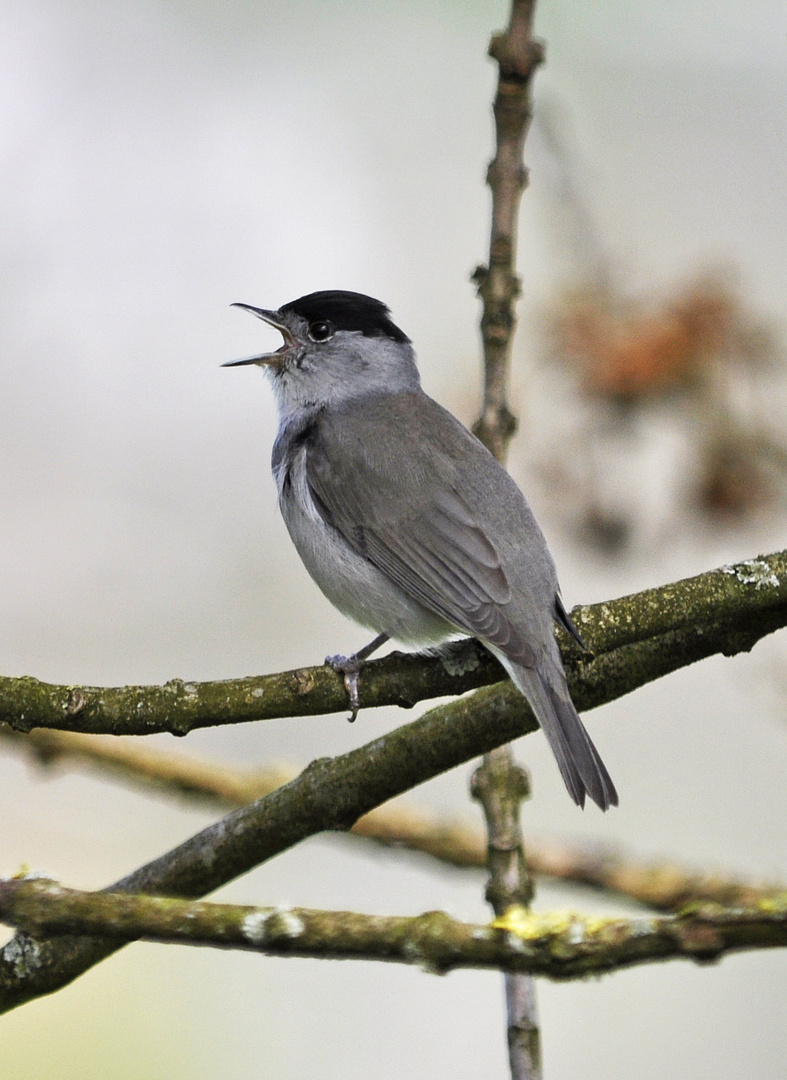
325,653,362,722
325,633,390,722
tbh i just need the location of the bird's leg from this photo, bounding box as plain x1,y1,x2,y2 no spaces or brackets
325,632,390,722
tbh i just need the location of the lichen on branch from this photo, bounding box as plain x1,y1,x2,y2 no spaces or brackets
1,879,785,980
0,550,786,1012
0,551,785,738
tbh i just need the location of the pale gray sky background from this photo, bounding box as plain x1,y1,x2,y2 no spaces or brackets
1,2,786,1077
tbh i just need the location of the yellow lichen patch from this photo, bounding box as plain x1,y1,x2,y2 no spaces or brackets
491,907,649,950
492,907,581,940
755,894,787,916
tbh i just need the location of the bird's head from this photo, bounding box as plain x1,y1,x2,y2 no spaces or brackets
224,290,419,411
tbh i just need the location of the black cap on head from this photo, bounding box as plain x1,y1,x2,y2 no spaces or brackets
280,291,410,344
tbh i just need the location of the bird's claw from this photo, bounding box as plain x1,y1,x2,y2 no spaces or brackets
325,653,362,722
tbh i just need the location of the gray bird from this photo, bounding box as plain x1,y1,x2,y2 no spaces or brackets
225,290,617,810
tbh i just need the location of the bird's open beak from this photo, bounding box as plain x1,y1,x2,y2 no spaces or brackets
223,303,296,368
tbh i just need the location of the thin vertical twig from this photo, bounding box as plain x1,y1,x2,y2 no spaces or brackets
471,2,544,1078
471,756,540,1078
472,0,543,464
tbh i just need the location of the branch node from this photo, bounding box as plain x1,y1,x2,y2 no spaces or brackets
65,689,86,716
488,33,545,81
293,669,316,696
472,749,534,913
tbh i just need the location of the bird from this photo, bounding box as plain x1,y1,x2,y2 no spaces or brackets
224,290,617,810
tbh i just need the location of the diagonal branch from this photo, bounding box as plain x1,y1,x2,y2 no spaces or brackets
1,879,785,980
4,728,782,912
1,550,785,1013
1,551,786,737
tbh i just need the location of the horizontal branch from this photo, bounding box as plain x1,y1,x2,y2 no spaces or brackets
2,550,786,1013
5,727,781,912
0,725,293,806
1,552,786,737
1,879,785,980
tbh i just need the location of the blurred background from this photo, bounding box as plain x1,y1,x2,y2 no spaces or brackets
1,0,786,1076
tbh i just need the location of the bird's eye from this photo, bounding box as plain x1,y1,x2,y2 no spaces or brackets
308,320,334,342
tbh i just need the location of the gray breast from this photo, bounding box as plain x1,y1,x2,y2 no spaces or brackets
273,418,453,645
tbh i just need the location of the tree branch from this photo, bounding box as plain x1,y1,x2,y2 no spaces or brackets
472,0,543,463
1,879,785,980
1,551,785,737
472,752,540,1080
2,549,785,1013
5,727,781,912
0,725,294,806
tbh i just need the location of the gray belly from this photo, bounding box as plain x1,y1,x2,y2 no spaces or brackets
278,450,453,645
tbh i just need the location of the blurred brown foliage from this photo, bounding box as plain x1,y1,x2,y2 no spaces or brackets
532,102,787,548
541,273,786,546
557,278,741,402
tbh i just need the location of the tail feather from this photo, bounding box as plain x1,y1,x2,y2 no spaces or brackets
496,654,618,811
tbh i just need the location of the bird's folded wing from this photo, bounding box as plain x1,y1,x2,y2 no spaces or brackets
306,418,537,668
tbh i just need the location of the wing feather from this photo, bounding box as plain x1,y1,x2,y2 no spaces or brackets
304,400,534,667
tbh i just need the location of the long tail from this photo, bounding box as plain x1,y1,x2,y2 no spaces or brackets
496,653,618,811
